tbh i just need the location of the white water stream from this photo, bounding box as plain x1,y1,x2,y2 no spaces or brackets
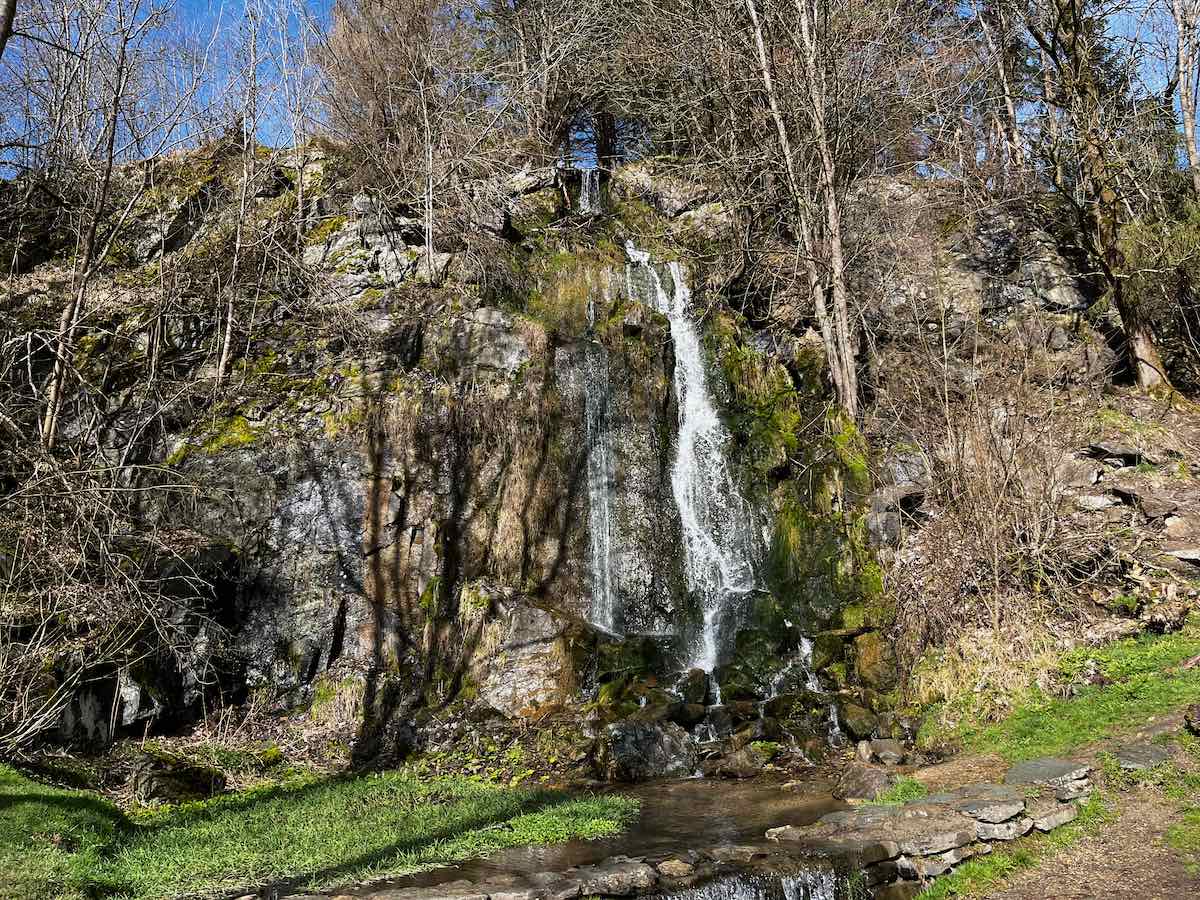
625,244,756,672
579,168,601,215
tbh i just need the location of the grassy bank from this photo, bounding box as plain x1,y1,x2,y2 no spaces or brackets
922,622,1200,761
0,764,639,899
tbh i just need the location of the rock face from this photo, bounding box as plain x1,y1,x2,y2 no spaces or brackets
28,153,1086,765
131,752,227,804
595,719,699,782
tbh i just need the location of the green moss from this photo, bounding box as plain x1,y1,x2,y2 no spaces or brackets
509,187,562,236
305,215,348,245
748,741,781,761
200,415,259,454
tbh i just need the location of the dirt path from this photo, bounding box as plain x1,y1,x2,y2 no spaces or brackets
985,796,1199,900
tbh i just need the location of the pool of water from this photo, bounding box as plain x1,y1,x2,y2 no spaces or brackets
344,775,846,896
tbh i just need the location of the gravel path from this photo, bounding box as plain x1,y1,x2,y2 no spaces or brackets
985,797,1198,900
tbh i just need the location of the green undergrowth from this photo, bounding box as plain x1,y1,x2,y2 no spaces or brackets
916,793,1115,899
927,622,1200,761
0,763,638,899
874,776,928,806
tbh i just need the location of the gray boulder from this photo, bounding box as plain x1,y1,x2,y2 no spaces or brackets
595,719,698,782
834,762,896,800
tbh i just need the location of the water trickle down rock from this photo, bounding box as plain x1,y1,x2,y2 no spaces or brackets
583,289,619,634
625,244,756,672
660,869,843,900
579,167,601,215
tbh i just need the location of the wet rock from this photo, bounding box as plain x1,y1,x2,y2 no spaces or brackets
855,633,899,690
1113,742,1172,771
767,828,900,866
713,743,776,779
839,703,879,740
834,763,896,800
656,858,694,878
131,752,226,804
675,668,708,705
700,706,734,740
856,740,873,763
595,719,698,782
870,739,906,766
667,702,708,729
574,857,658,895
728,700,761,724
1003,757,1089,788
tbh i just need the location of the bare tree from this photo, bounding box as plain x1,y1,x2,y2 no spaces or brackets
1027,0,1172,391
1170,0,1200,196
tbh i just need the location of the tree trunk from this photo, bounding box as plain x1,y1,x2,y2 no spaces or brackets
1172,0,1200,197
794,0,859,419
0,0,15,64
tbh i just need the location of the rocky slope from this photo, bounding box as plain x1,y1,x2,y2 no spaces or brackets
6,142,1195,782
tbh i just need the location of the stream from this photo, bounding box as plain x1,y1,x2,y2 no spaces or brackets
344,776,845,896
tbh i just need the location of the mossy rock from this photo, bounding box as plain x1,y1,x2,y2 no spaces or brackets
510,187,563,237
853,631,899,690
131,751,227,804
838,703,879,741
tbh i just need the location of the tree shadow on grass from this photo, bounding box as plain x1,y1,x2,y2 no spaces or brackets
1,769,577,899
250,788,572,898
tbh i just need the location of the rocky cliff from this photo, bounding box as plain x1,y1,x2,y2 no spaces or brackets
3,143,1125,778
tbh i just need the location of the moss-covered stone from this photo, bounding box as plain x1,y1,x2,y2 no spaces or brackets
510,187,562,237
854,631,899,690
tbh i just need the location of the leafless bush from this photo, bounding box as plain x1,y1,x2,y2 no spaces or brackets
872,307,1113,674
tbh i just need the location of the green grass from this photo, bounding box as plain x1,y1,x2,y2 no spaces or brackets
1167,808,1200,875
955,626,1200,761
916,793,1115,898
0,764,639,900
875,776,928,806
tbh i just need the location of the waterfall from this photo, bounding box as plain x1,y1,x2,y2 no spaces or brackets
583,292,618,633
659,870,843,900
579,168,601,215
625,244,756,672
765,637,845,747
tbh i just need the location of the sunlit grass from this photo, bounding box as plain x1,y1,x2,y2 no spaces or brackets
0,764,638,899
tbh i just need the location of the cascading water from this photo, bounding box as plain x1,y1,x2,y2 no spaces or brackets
579,168,601,215
583,291,618,633
767,636,845,747
625,244,756,672
660,869,844,900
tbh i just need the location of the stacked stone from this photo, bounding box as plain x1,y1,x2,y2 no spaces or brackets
766,757,1093,900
